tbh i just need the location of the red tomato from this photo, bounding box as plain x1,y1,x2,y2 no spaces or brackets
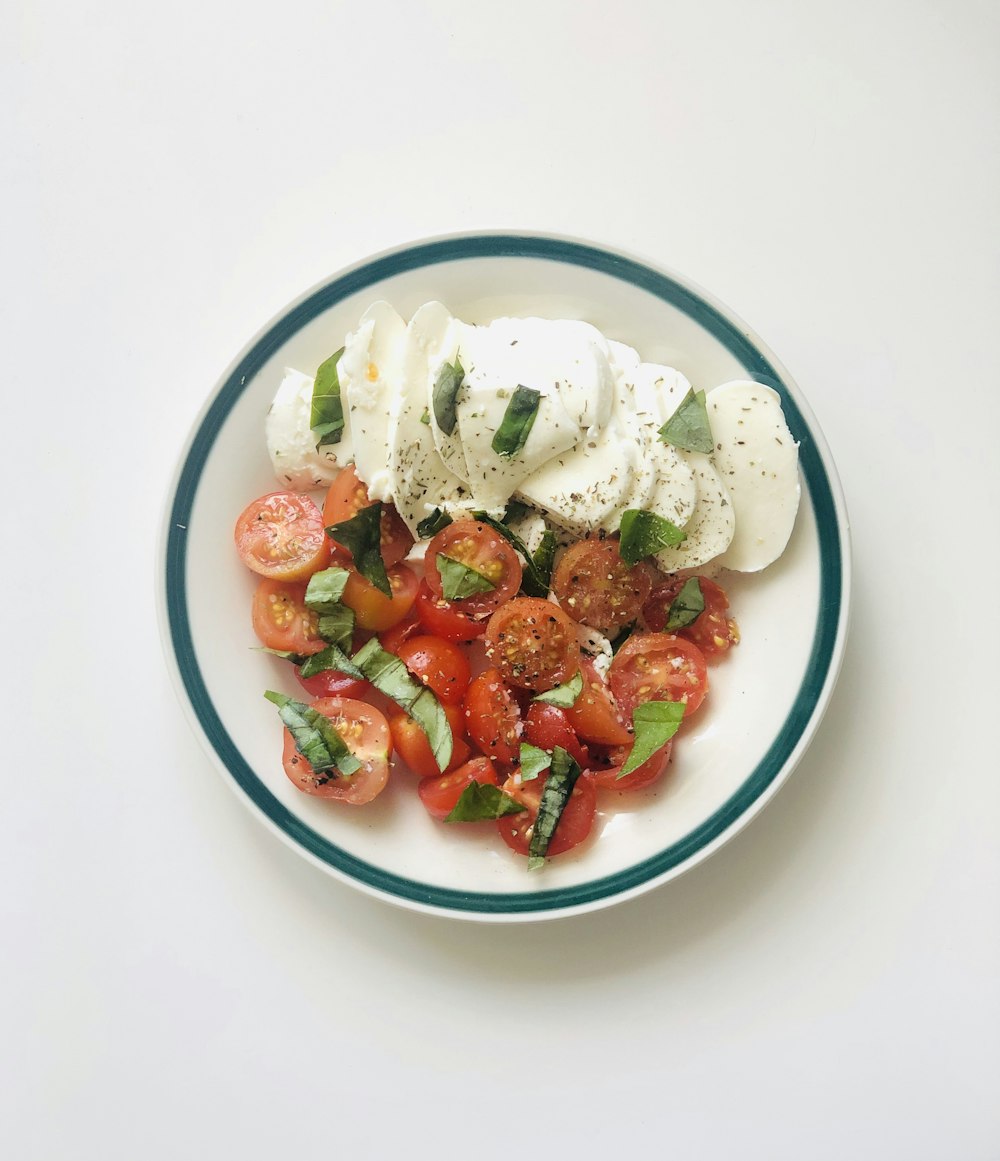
642,576,740,659
341,563,418,631
389,703,470,779
294,666,369,700
418,757,500,821
565,658,632,746
235,492,330,581
484,597,581,692
280,696,391,805
497,767,597,858
322,465,414,567
395,636,471,706
551,535,653,633
609,633,709,719
251,579,325,655
378,606,423,654
414,580,488,642
585,741,672,792
523,702,590,769
465,667,522,767
425,520,522,616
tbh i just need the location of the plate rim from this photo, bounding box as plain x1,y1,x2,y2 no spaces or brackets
157,230,852,922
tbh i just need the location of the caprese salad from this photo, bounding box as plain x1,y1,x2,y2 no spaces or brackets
234,302,800,869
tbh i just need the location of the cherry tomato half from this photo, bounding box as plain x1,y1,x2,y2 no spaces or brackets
642,576,740,659
552,535,652,634
341,563,419,632
418,757,500,821
585,741,672,792
281,697,391,805
294,666,369,700
425,520,522,616
323,465,413,567
484,597,581,692
251,579,325,655
608,633,709,719
465,667,521,767
395,635,472,706
414,580,488,642
564,658,632,746
235,492,331,581
389,702,470,779
523,702,590,769
497,768,597,858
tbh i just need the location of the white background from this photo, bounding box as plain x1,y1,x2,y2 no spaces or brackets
4,2,998,1158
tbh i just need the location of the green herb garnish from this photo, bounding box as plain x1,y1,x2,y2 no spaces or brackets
502,499,529,524
530,530,556,595
532,670,583,709
436,553,496,601
528,746,582,870
491,385,541,458
617,701,685,779
316,605,355,651
432,358,465,435
254,646,306,664
419,408,431,425
310,347,346,447
658,387,713,454
617,509,686,566
416,507,453,539
665,577,705,630
470,510,554,598
304,567,350,610
263,690,361,777
518,743,551,783
444,781,526,822
298,643,364,680
326,504,391,596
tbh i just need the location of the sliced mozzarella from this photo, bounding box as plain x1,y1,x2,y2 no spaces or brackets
653,453,735,571
265,367,350,491
707,381,800,572
337,301,407,503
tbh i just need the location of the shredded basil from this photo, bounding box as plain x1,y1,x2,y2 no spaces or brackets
352,639,452,772
658,387,714,454
618,509,686,566
298,643,364,680
445,781,526,822
263,690,361,777
419,408,431,425
518,743,551,783
432,358,465,435
304,567,350,610
532,670,583,709
491,385,540,458
531,531,557,595
666,577,705,630
502,499,529,524
254,646,306,664
618,701,685,779
528,746,582,869
416,507,453,539
326,503,391,596
470,510,554,598
310,347,346,447
316,605,355,651
436,553,496,601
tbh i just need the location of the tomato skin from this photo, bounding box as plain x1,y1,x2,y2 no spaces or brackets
425,520,523,616
235,492,331,581
389,703,470,779
497,768,597,858
585,741,672,792
523,703,590,769
552,536,653,634
251,579,325,655
642,576,740,659
341,563,418,631
484,597,581,692
465,667,522,767
322,466,413,567
394,636,471,706
414,580,488,642
294,667,369,700
378,606,423,654
609,633,709,719
418,757,500,821
280,696,391,805
565,658,632,746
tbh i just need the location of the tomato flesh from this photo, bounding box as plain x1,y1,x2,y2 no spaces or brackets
425,520,523,615
484,597,581,692
497,767,597,858
418,757,500,821
465,667,522,767
523,702,590,769
280,696,390,804
389,702,469,779
395,635,471,706
251,579,325,655
565,658,632,746
415,580,488,642
235,492,331,581
585,741,672,792
609,633,709,719
323,466,413,567
552,536,652,633
642,576,740,659
341,563,418,631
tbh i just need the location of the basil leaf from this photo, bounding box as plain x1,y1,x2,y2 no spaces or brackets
432,358,465,435
304,567,350,611
666,577,705,630
491,385,541,458
326,503,391,596
263,690,361,777
528,746,582,869
310,347,346,447
618,701,685,779
618,509,686,566
445,781,526,822
419,408,431,425
470,510,553,598
531,530,557,595
436,553,496,601
416,507,453,539
518,743,551,783
502,499,529,524
317,604,355,651
532,670,583,709
254,647,306,664
352,639,452,771
298,643,364,680
658,387,714,454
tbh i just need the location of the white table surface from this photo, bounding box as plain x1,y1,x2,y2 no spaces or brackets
5,2,999,1157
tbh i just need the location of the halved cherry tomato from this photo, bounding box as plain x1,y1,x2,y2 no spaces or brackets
378,606,423,654
341,563,418,632
235,492,330,581
465,667,521,767
497,767,597,858
609,633,709,719
484,597,581,692
389,702,470,779
425,520,522,616
418,757,499,821
585,740,672,792
322,465,413,567
414,580,488,642
295,666,369,700
642,576,740,659
281,696,391,804
251,579,325,655
551,535,652,633
523,703,590,769
565,658,632,746
395,635,471,706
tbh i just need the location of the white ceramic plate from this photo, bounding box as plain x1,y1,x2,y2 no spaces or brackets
159,233,850,922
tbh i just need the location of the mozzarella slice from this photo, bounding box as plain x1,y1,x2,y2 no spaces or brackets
265,367,351,491
337,301,407,503
707,380,800,572
653,452,735,571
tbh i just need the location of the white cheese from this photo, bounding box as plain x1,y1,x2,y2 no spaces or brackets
265,367,350,491
653,452,735,571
